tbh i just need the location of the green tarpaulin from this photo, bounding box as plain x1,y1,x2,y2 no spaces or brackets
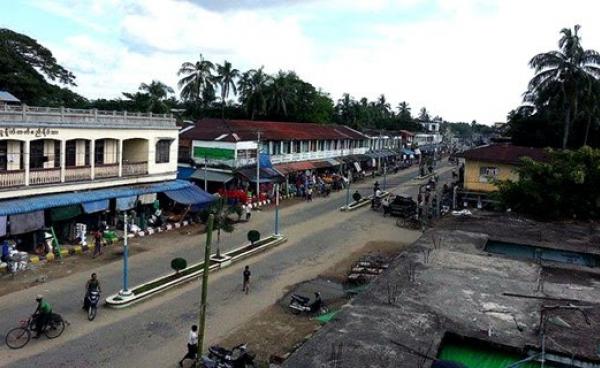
193,146,235,160
438,343,555,368
50,205,82,222
314,310,339,324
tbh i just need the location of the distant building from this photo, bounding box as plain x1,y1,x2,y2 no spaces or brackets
461,144,548,192
0,91,21,107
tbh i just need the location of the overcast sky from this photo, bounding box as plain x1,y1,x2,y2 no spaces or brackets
3,0,600,123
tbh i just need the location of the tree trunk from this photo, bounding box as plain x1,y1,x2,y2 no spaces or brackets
563,105,571,149
584,113,592,147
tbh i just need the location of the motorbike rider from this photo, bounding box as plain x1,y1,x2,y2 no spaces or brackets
83,273,101,309
33,295,52,338
309,292,322,313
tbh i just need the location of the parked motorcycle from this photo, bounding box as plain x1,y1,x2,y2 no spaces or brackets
84,289,100,321
289,292,328,315
201,343,256,368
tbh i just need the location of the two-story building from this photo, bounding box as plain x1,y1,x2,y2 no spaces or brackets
0,104,213,254
179,118,372,189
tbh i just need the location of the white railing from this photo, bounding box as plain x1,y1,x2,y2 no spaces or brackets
65,166,91,182
30,168,61,185
0,105,176,129
122,161,148,177
94,164,119,178
0,171,25,188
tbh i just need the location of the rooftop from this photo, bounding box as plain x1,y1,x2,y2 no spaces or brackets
0,105,177,130
283,214,600,368
461,144,549,165
179,118,367,142
0,91,20,103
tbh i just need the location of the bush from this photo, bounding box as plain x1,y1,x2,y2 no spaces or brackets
171,257,187,273
247,230,260,245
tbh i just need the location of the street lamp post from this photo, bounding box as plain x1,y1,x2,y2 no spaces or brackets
346,171,352,207
197,214,214,358
274,184,280,236
119,211,131,297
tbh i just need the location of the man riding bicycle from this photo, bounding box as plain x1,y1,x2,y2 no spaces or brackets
33,295,52,338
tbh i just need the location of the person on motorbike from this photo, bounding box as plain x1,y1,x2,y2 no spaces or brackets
83,273,101,309
33,295,52,338
309,292,322,313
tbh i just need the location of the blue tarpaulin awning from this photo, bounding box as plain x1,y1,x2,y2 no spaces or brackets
116,196,137,211
177,166,196,180
164,185,215,207
82,199,110,214
0,180,206,216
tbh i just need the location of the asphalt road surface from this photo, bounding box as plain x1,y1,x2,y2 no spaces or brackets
0,162,454,367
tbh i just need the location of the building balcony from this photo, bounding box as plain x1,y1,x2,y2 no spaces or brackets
94,164,119,179
65,166,92,182
0,170,25,188
30,167,61,185
122,161,148,177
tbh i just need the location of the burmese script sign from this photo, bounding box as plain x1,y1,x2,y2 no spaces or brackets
0,127,59,138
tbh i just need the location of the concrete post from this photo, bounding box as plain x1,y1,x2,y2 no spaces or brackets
60,140,66,182
90,140,96,180
118,139,123,177
24,140,30,186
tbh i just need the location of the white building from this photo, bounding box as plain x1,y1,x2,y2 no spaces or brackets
0,105,179,200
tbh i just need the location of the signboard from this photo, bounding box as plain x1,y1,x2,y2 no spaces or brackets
193,146,235,160
0,127,59,138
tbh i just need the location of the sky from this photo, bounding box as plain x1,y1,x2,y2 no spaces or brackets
2,0,600,124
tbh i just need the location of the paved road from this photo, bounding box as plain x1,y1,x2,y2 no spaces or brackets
0,163,453,367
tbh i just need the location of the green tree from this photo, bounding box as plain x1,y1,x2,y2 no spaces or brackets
247,230,260,246
177,54,215,104
397,101,412,122
496,146,600,219
238,67,270,120
0,28,80,105
122,80,174,114
527,25,600,148
418,107,430,122
210,197,243,258
215,60,239,118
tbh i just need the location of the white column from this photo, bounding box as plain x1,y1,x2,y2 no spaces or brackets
60,140,66,182
24,140,30,186
118,139,123,177
90,139,95,180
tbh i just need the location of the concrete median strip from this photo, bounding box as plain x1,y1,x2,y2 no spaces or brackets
104,234,288,309
340,191,390,212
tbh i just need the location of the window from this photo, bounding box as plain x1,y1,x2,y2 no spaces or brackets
479,167,499,183
30,140,45,169
155,139,172,163
66,141,77,167
95,140,105,165
272,141,281,155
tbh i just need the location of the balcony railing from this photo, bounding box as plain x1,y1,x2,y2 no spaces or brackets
65,166,92,182
30,167,61,185
94,164,119,179
122,161,148,177
0,170,25,188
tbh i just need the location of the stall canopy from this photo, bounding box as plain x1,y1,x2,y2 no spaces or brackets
237,167,283,183
273,161,316,175
190,169,234,183
164,184,215,207
0,180,208,217
50,205,82,222
176,166,196,180
82,199,110,214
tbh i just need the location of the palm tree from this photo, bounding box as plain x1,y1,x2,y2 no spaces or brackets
528,25,600,148
376,94,391,118
582,79,600,146
238,67,270,120
177,54,215,103
215,60,239,118
418,107,430,122
397,101,412,122
268,71,292,117
210,197,242,258
123,80,174,113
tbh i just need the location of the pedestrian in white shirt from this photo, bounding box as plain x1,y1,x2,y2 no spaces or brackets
179,325,198,367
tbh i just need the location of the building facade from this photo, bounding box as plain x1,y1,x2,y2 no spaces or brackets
0,105,179,200
461,144,547,192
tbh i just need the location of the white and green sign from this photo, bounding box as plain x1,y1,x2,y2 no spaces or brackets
193,146,235,160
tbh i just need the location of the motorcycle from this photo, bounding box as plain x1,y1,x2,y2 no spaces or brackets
289,292,328,315
83,289,100,321
201,343,256,368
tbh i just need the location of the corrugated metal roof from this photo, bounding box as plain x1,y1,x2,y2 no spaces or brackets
0,180,198,216
0,91,20,103
164,185,215,206
190,170,234,183
180,119,368,142
461,144,549,165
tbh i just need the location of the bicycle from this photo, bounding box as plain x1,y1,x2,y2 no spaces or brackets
5,313,66,349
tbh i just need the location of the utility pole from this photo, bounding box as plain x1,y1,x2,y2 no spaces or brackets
346,171,352,206
378,130,383,173
119,211,131,297
256,131,261,204
383,162,387,191
204,156,208,192
197,214,214,358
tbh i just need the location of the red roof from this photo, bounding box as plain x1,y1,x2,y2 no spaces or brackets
180,118,367,142
461,144,549,165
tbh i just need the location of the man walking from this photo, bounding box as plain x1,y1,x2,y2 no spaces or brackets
92,228,103,258
242,265,251,295
178,325,198,367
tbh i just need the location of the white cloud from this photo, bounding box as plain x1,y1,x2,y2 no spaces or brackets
40,0,600,123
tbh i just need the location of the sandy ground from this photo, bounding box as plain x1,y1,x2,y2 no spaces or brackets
217,241,411,365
